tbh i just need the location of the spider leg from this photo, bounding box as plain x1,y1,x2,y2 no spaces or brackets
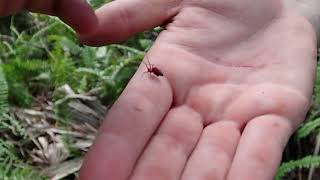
146,56,152,68
142,61,149,69
141,71,149,78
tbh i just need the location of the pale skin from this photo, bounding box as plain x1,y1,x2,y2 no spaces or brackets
2,0,320,179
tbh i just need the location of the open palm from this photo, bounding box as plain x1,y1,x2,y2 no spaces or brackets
0,0,316,179
78,0,317,179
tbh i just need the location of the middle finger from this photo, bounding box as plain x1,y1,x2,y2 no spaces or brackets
181,121,241,180
130,105,203,180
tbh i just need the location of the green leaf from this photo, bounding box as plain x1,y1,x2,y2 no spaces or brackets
0,63,8,113
297,118,320,139
276,156,320,180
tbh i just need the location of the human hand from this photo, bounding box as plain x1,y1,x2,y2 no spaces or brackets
0,0,98,34
284,0,320,41
80,0,317,179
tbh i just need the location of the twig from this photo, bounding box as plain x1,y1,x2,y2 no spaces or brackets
54,94,97,106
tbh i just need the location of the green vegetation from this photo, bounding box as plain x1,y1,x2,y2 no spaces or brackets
275,65,320,179
276,156,320,180
0,139,44,180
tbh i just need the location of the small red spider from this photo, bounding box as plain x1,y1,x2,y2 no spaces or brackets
143,56,164,77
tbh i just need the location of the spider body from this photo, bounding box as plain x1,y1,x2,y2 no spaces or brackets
146,66,163,77
143,57,163,77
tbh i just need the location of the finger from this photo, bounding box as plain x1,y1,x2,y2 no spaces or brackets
180,121,240,180
226,115,293,180
130,105,203,180
80,0,180,45
0,0,98,35
80,61,173,180
284,0,320,41
0,0,24,16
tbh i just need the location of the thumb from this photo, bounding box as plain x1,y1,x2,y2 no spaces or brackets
80,0,180,46
284,0,320,41
0,0,98,35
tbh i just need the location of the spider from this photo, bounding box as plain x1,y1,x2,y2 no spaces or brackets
143,56,163,77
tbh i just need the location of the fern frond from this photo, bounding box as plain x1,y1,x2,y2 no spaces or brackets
0,64,8,113
0,140,44,179
297,118,320,139
0,113,27,137
0,165,45,180
0,140,17,163
276,155,320,180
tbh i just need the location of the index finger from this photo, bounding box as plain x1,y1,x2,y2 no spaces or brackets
80,0,180,45
80,54,173,180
